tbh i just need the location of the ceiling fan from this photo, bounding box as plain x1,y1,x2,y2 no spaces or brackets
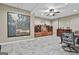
44,9,60,16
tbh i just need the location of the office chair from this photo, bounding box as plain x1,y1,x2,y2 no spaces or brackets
61,32,78,53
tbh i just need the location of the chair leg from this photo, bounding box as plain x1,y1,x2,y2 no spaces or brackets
62,45,78,53
71,47,78,53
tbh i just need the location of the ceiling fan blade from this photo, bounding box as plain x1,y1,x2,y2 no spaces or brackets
46,13,50,16
52,13,55,16
54,11,60,13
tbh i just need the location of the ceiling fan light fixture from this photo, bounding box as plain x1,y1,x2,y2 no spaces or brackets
73,9,77,12
65,3,68,5
49,13,53,15
49,9,54,12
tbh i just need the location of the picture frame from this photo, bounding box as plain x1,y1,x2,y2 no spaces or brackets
7,12,30,37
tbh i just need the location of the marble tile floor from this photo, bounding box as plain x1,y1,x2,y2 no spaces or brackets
1,36,79,55
0,52,8,55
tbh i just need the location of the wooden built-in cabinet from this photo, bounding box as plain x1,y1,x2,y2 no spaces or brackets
34,25,53,37
57,29,72,36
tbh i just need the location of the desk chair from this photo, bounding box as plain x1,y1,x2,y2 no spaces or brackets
61,32,78,53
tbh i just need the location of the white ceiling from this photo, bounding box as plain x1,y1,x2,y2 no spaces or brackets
4,3,79,19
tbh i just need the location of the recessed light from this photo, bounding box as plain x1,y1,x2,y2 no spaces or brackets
41,13,44,15
65,3,68,5
73,9,77,12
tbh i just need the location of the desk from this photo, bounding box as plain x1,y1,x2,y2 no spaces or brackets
57,29,72,36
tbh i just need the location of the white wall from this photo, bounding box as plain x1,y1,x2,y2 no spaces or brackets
34,17,52,26
52,13,79,35
52,20,58,36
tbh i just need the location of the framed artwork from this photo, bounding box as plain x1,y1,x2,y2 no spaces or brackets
7,12,30,37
